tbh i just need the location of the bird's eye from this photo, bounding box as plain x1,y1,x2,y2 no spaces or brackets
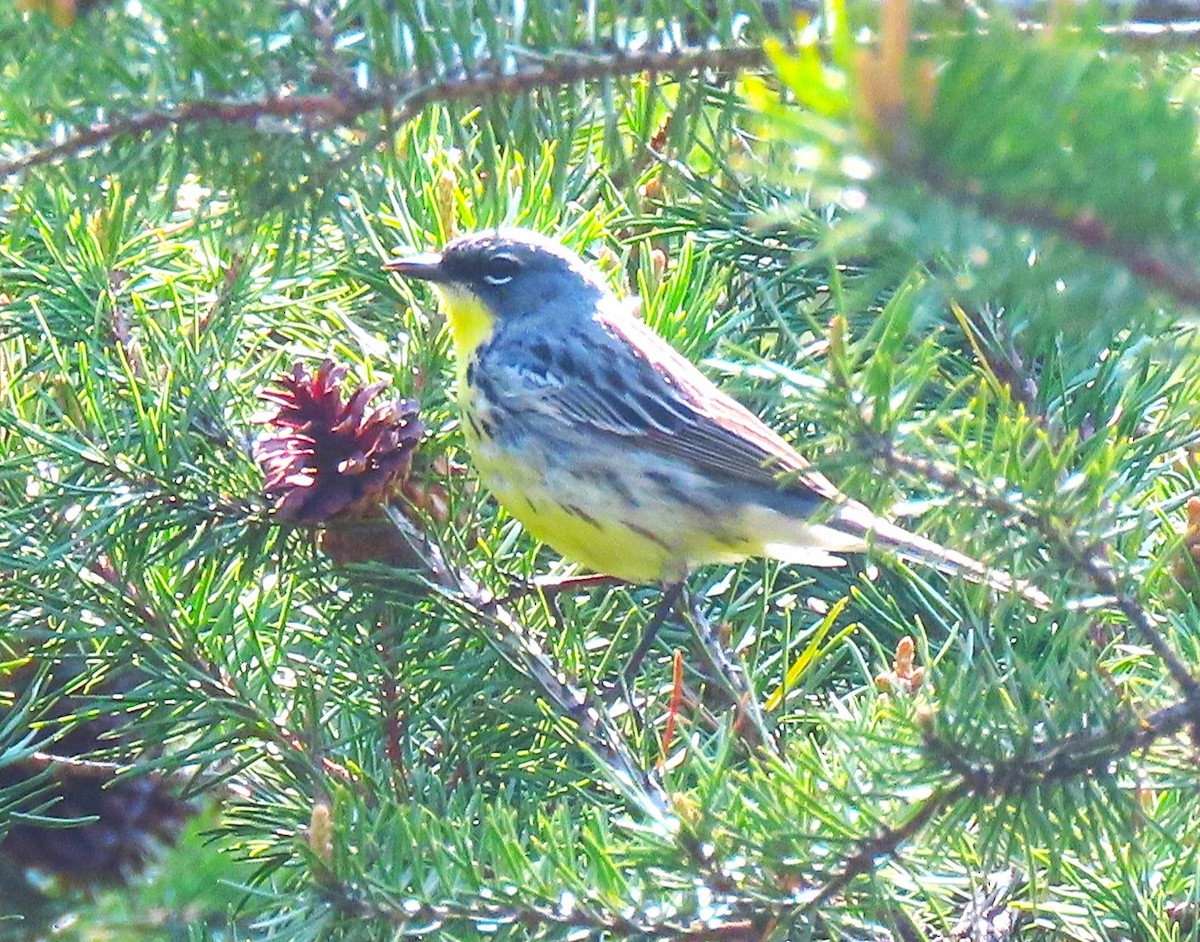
483,253,521,286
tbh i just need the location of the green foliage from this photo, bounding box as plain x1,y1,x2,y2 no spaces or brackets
758,6,1200,359
0,0,1199,940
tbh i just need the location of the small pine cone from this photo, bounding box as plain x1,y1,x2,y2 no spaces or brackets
255,360,425,565
0,659,194,887
255,360,423,523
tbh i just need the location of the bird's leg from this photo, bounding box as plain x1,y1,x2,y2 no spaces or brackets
622,582,685,687
680,588,775,754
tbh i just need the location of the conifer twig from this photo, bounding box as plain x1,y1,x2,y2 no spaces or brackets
802,695,1200,909
319,876,771,939
79,553,362,792
922,694,1200,791
27,750,230,794
871,441,1200,706
383,506,668,816
683,593,777,754
953,305,1042,421
915,164,1200,309
801,780,968,910
0,44,769,181
4,17,1199,189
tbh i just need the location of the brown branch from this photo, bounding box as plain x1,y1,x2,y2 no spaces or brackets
9,25,1199,319
781,436,1200,913
683,592,777,754
81,553,363,792
0,94,360,180
0,44,769,181
1012,203,1200,307
378,647,407,777
925,695,1200,795
318,873,772,940
42,23,1182,188
803,781,970,910
799,693,1200,912
390,44,767,116
953,305,1043,422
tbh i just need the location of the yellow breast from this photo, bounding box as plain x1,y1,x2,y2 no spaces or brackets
434,284,495,389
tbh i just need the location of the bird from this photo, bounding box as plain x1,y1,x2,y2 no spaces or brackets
384,228,1048,608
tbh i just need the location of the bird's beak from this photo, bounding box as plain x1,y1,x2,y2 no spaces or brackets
383,252,448,282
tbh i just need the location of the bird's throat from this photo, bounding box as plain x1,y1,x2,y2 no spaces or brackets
435,284,495,371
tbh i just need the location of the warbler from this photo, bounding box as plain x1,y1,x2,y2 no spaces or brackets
386,228,1045,605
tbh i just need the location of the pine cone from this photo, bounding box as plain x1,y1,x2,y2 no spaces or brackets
0,658,194,887
255,360,426,565
256,360,423,523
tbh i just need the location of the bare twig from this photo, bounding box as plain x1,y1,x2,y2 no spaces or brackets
803,780,970,910
0,94,361,180
683,592,777,754
497,572,623,603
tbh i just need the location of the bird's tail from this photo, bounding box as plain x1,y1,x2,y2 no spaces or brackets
829,501,1052,609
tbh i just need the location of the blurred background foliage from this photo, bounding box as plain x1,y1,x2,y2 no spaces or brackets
1,0,1200,938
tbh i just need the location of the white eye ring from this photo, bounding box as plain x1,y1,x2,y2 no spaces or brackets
484,274,513,286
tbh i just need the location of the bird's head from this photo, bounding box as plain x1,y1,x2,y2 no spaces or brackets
385,228,609,354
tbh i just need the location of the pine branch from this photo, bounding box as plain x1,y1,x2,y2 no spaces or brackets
0,44,769,182
924,694,1200,792
383,507,668,816
5,14,1195,190
953,306,1044,421
26,750,231,797
78,553,364,794
794,684,1200,914
1040,17,1200,44
871,441,1200,708
28,751,144,781
914,164,1200,308
6,3,1200,933
316,874,771,940
683,594,777,755
803,780,969,910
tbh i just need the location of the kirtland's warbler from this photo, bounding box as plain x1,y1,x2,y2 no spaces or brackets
386,228,1046,606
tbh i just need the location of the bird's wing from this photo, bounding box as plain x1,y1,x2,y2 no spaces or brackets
484,309,844,504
